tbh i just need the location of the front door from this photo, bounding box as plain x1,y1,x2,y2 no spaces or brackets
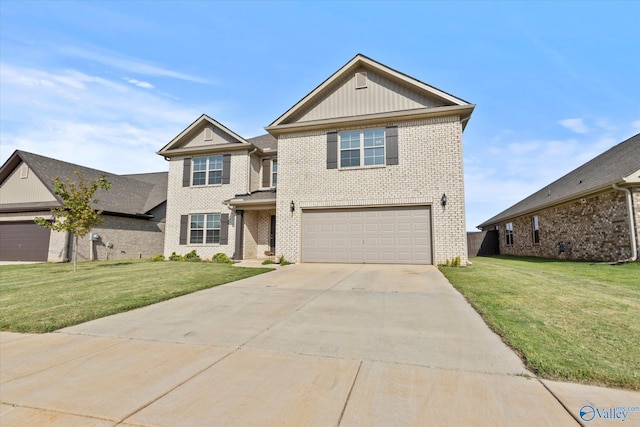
269,215,276,254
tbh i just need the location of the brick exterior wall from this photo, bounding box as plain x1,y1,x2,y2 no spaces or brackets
163,152,248,260
494,189,636,262
75,215,165,261
275,116,468,265
241,209,276,259
244,211,258,259
633,187,640,255
257,209,276,258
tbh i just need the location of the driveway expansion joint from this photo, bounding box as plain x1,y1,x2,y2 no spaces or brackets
337,360,363,427
539,379,584,426
117,346,241,425
1,334,131,385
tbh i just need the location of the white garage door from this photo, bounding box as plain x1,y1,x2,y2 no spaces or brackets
302,206,432,264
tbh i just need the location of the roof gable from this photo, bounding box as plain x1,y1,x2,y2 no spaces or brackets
268,54,473,132
158,114,250,156
0,150,168,218
479,133,640,228
0,159,58,205
287,65,448,124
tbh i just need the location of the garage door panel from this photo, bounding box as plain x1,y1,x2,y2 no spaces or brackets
302,206,432,264
397,223,412,232
0,222,51,261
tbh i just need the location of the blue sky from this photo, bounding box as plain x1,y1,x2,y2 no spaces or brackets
1,1,639,230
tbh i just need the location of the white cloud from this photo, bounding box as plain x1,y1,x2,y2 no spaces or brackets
57,45,211,84
558,118,590,134
464,132,623,230
125,78,155,89
0,63,222,174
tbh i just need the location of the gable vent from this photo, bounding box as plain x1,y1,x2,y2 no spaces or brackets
20,164,29,179
355,72,368,89
204,127,214,141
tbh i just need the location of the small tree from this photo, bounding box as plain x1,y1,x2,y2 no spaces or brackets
35,171,111,272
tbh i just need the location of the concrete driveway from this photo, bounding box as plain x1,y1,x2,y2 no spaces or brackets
1,264,635,426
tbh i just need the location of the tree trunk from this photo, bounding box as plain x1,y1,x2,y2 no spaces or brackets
73,234,78,273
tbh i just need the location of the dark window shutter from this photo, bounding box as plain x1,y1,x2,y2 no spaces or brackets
262,159,271,187
222,154,231,184
179,215,188,245
182,158,192,187
219,213,229,245
327,131,338,169
386,126,398,165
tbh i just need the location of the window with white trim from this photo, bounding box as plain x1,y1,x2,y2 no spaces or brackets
532,216,540,244
272,159,278,187
339,128,385,168
505,222,514,245
190,214,221,244
192,156,223,185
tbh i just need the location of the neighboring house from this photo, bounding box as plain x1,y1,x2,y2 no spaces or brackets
160,54,474,265
0,150,167,262
478,133,640,262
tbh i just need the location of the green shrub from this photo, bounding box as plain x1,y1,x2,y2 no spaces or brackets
212,253,232,264
184,250,201,262
277,254,292,266
262,259,276,265
441,256,462,267
151,254,165,262
168,252,183,262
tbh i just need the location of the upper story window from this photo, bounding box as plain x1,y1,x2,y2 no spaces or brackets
339,128,385,168
190,213,221,244
193,156,223,186
505,222,514,245
532,215,540,244
272,159,278,187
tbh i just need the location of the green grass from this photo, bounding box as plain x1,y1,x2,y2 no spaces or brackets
0,260,273,333
439,256,640,390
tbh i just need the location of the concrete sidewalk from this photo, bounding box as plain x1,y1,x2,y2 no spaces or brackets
1,264,638,426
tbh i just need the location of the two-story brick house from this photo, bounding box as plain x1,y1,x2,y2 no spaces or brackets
159,54,474,265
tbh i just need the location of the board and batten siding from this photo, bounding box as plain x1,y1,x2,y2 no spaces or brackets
290,68,445,123
0,162,57,204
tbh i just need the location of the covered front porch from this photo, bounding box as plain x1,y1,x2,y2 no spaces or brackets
226,190,276,261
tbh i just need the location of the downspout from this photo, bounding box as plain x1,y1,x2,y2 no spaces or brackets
612,183,638,262
247,148,258,195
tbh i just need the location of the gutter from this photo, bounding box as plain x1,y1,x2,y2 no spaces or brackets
477,183,623,230
612,183,638,262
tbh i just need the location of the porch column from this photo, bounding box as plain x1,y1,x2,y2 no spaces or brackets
234,210,244,260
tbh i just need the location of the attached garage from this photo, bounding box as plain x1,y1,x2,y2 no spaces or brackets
0,222,51,261
301,206,432,264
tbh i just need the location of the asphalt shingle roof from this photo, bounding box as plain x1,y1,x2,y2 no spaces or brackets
1,151,167,217
478,133,640,229
248,134,277,152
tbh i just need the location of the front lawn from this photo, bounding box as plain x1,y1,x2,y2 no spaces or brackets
0,260,273,333
440,256,640,390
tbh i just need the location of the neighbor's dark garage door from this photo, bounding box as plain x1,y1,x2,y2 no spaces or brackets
0,222,51,261
301,206,432,264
